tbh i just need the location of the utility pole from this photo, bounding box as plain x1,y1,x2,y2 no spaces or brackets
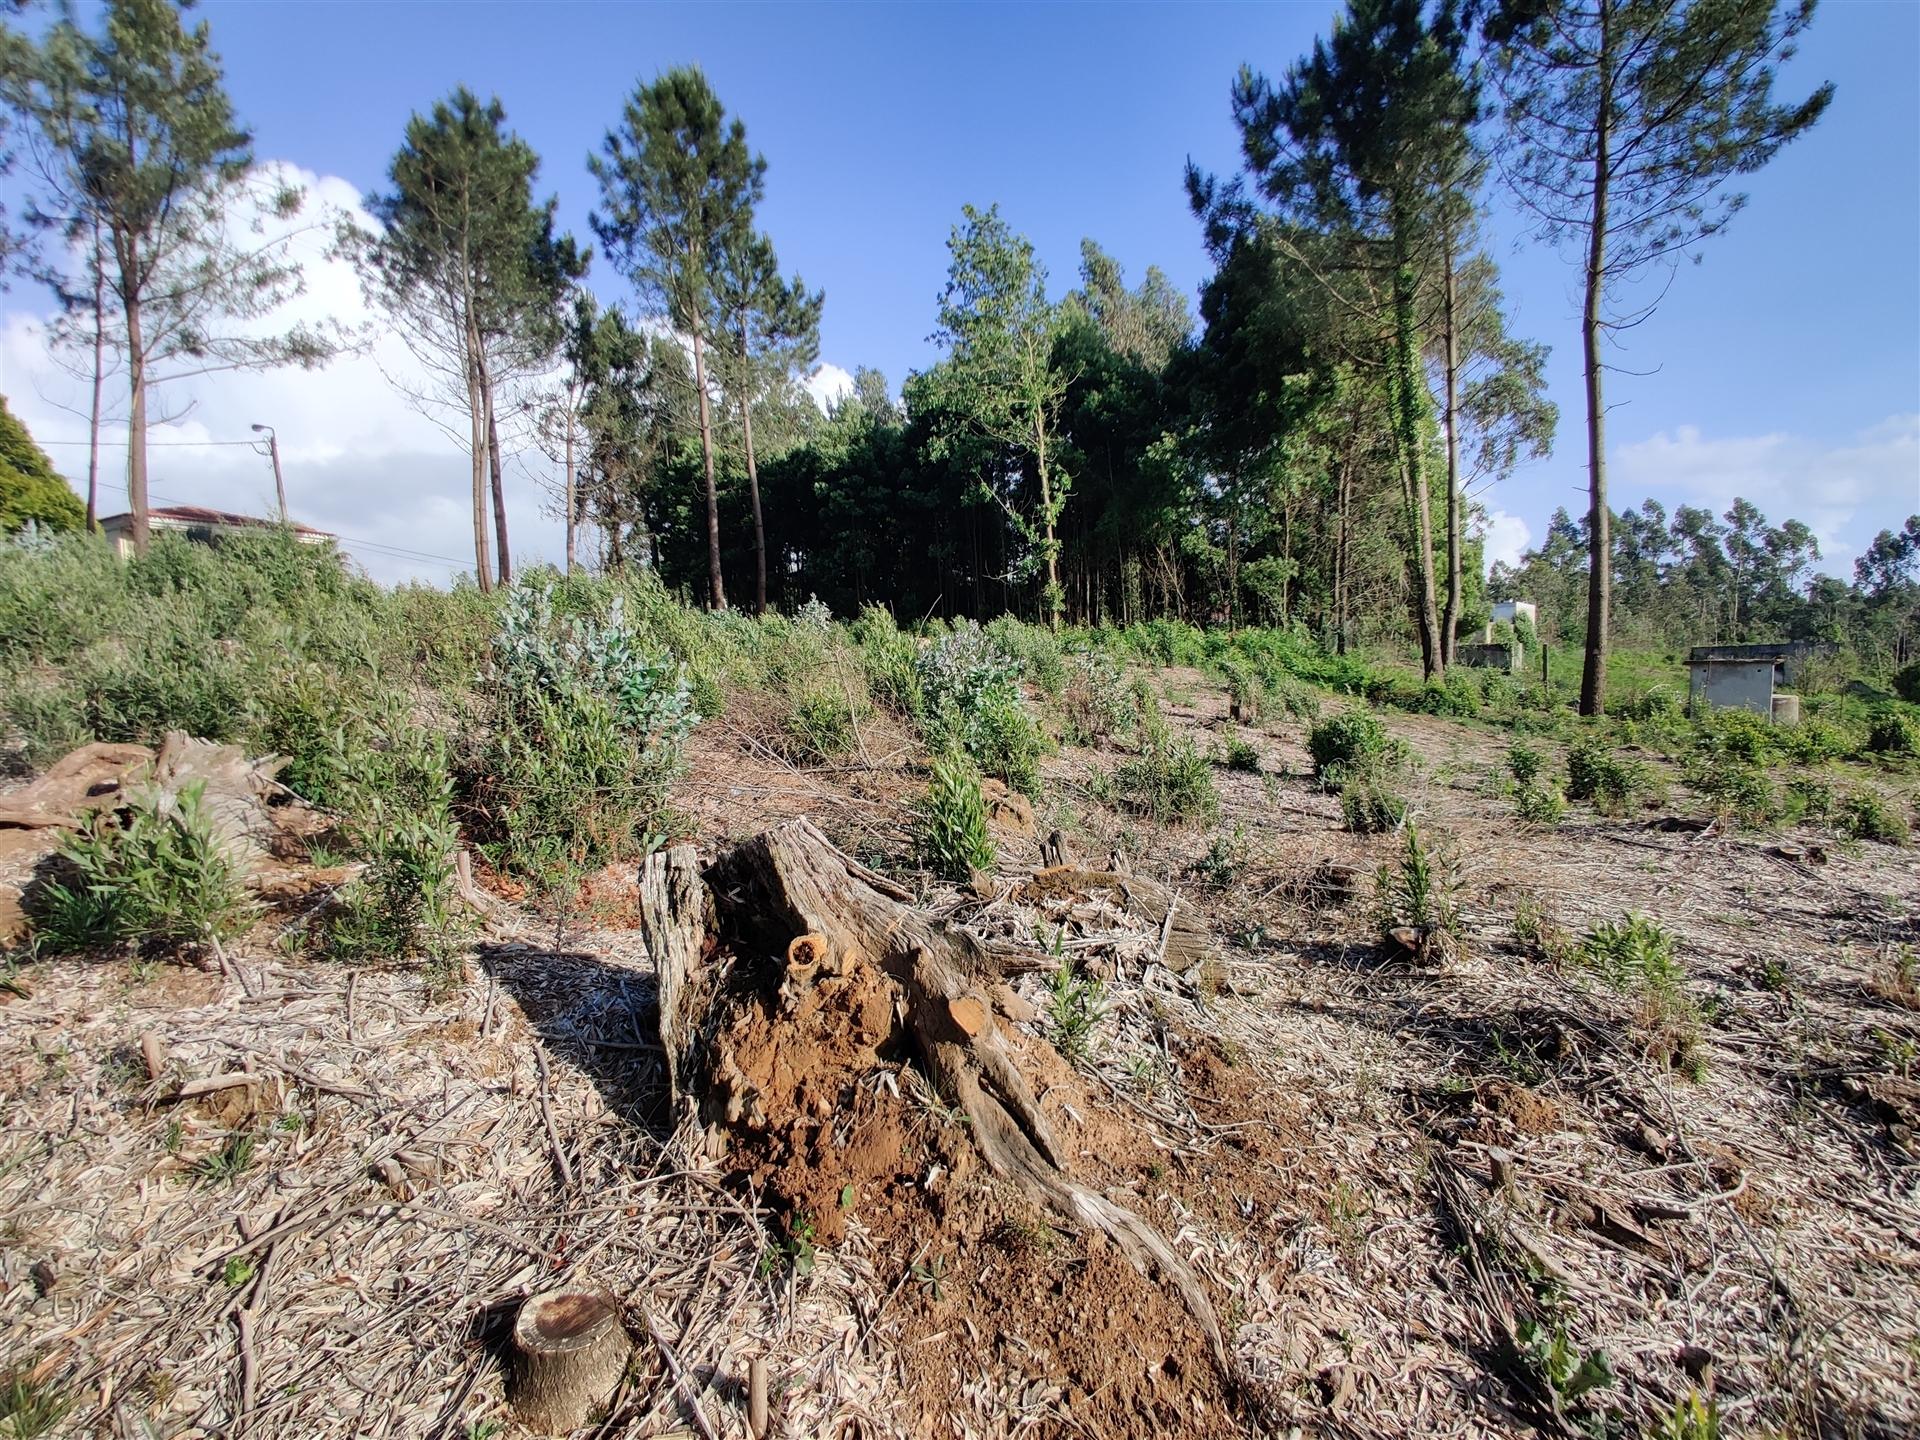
251,423,287,522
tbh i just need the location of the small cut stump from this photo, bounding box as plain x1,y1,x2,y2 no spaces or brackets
509,1289,630,1434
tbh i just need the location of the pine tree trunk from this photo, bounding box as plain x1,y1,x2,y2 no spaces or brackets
467,345,492,592
1580,0,1614,718
690,324,727,610
564,404,576,577
1440,234,1463,667
87,225,106,533
743,386,767,616
1391,240,1443,680
124,286,149,555
1034,411,1062,632
481,355,512,585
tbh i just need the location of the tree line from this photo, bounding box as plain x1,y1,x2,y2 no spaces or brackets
6,0,1905,709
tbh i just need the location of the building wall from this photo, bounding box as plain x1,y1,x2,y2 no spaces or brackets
1689,661,1776,717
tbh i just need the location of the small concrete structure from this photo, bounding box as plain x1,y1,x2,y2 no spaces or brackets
1457,642,1519,673
1688,643,1801,720
99,505,331,560
1687,640,1816,688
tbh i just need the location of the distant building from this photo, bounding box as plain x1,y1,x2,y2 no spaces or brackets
98,505,332,560
1489,600,1537,632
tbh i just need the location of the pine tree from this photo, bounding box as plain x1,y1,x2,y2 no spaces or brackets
590,66,764,610
1486,0,1833,713
0,394,84,533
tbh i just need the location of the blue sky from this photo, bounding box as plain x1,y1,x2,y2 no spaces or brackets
3,0,1915,585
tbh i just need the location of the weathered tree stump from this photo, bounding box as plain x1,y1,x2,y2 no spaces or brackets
639,818,1226,1369
509,1289,630,1434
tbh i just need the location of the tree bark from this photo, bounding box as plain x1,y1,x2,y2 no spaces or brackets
509,1290,630,1435
1440,233,1463,667
1580,0,1614,717
124,283,149,555
742,381,768,616
87,224,106,533
641,823,1224,1370
1034,409,1063,632
466,346,492,592
690,324,727,610
564,401,577,576
1391,236,1444,680
479,350,512,585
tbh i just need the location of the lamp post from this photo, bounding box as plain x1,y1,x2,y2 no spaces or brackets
251,424,287,523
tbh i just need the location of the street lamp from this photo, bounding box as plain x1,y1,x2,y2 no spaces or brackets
251,424,287,523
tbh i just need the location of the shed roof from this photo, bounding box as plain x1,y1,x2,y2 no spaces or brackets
98,505,331,539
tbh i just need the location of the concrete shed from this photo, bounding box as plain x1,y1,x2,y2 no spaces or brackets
1687,644,1793,719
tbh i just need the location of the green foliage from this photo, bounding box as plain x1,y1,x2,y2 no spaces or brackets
1222,736,1261,772
1895,663,1920,706
1307,709,1405,785
919,753,996,881
320,744,462,966
1512,782,1566,828
34,782,252,954
1506,741,1543,787
1060,649,1132,745
1578,914,1703,1076
1565,736,1655,816
0,1369,73,1438
1866,707,1919,755
918,622,1043,795
1046,956,1103,1064
0,396,83,535
475,576,695,881
193,1129,258,1185
1835,789,1910,846
851,605,922,717
1112,724,1218,825
1777,714,1858,765
1374,823,1460,958
780,684,858,763
1686,753,1782,830
1340,776,1407,834
1514,1319,1615,1420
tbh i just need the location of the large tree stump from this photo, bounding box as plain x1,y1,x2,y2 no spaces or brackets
509,1289,630,1434
640,819,1226,1370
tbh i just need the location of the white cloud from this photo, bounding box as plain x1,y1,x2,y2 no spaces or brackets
0,161,567,587
1612,414,1920,577
804,362,855,412
1477,507,1532,572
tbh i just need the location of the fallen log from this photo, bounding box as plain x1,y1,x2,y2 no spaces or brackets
639,819,1226,1370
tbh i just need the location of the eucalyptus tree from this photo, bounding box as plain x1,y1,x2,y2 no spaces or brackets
925,203,1073,630
356,87,579,589
7,0,330,553
712,226,822,613
590,66,764,609
1486,0,1833,712
1201,0,1480,677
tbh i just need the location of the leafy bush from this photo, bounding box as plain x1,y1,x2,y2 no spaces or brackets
1260,668,1321,722
781,684,858,763
919,752,996,880
1866,707,1919,755
1112,725,1219,825
1777,714,1858,765
1686,754,1781,829
1693,707,1775,764
474,577,695,881
1893,662,1920,705
1506,742,1544,787
986,615,1066,697
33,783,252,953
1566,736,1656,816
319,728,462,965
851,604,922,717
1836,789,1910,846
1513,783,1567,828
1060,649,1132,746
1307,710,1404,785
1222,736,1261,773
918,622,1044,795
1577,913,1702,1075
1341,776,1406,833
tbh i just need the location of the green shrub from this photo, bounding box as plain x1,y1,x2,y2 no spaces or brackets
475,577,695,881
919,622,1044,795
1307,710,1404,785
1507,742,1544,787
919,752,996,880
781,685,858,763
1222,736,1261,773
1513,783,1567,828
1340,776,1406,834
1112,726,1219,825
1693,707,1776,764
1686,755,1781,829
322,798,461,964
1060,650,1132,746
986,615,1066,697
1836,789,1910,846
1892,662,1920,705
1866,707,1919,755
1777,715,1857,765
33,782,252,953
1566,736,1655,816
1787,776,1834,822
1577,913,1702,1075
1374,823,1460,960
1260,668,1321,722
852,604,922,717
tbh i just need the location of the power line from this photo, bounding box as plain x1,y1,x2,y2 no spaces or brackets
36,438,261,447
